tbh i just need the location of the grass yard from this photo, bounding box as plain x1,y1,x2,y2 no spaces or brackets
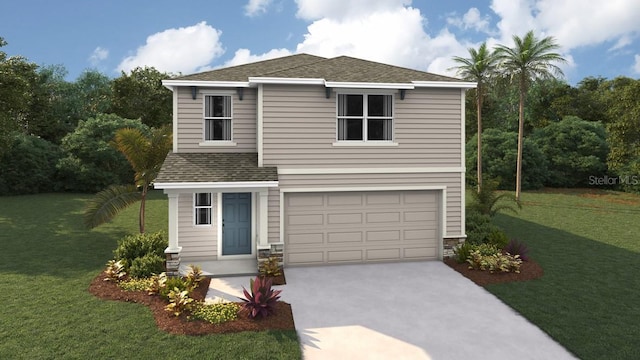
490,189,640,360
0,191,301,359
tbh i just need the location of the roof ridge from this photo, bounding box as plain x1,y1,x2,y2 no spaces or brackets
258,54,330,77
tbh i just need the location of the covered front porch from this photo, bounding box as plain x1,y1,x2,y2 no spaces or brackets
154,152,279,276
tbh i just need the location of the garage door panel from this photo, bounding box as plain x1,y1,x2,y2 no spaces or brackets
285,190,439,265
366,248,401,260
288,214,324,226
327,231,363,243
328,250,363,262
288,232,324,245
366,230,401,242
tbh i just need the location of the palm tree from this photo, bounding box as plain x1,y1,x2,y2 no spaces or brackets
451,42,497,192
84,126,172,233
494,30,566,201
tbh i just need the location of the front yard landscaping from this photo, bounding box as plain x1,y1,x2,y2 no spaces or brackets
1,189,639,359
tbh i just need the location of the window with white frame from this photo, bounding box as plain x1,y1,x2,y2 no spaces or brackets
194,193,212,225
204,95,232,141
337,94,393,141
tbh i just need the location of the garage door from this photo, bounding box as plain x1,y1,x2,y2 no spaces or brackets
284,190,439,265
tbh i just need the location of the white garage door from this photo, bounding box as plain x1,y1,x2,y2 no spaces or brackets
284,190,439,265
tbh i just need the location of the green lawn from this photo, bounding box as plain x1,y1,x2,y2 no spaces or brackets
0,191,301,359
490,189,640,360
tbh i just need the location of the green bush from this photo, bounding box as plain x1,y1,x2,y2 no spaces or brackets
191,302,240,324
159,277,191,299
466,128,548,190
486,228,509,249
56,113,150,192
0,132,62,195
465,209,504,245
119,277,155,291
113,231,167,269
531,116,608,188
129,253,165,279
454,242,474,263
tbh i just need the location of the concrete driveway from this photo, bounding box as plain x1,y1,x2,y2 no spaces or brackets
207,261,577,360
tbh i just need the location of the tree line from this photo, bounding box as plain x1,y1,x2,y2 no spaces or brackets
452,31,640,197
0,36,173,196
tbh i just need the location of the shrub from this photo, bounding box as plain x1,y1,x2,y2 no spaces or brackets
119,277,155,291
165,288,194,317
503,238,530,261
0,132,62,196
259,257,282,278
103,260,126,282
467,250,522,273
468,178,521,217
486,228,510,249
239,277,282,319
146,272,168,295
191,302,240,324
113,231,167,269
185,265,204,287
465,209,504,245
454,242,474,263
129,253,165,279
159,276,191,299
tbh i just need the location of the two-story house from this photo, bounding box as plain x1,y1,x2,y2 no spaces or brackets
155,54,475,275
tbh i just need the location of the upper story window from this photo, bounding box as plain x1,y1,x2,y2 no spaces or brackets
204,95,232,141
337,94,393,141
194,193,212,225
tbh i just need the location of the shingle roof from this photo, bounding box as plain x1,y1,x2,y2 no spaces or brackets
155,153,278,183
169,53,463,83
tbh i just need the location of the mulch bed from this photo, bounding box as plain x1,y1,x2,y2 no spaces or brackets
444,257,544,286
88,271,295,336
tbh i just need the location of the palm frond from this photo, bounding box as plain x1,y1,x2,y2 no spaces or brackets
84,184,141,229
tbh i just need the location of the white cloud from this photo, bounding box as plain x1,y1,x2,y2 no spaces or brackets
88,47,108,66
634,54,640,74
447,8,492,34
609,35,632,52
245,0,272,17
295,0,411,21
117,22,224,74
223,48,293,67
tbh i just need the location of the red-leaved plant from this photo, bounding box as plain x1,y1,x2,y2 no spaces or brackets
503,238,530,261
239,276,282,319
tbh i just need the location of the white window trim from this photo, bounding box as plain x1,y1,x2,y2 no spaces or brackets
193,193,213,226
202,90,234,143
335,91,395,143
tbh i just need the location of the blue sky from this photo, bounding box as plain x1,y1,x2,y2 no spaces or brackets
1,0,639,84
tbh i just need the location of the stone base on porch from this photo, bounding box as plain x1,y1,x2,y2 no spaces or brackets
179,259,258,277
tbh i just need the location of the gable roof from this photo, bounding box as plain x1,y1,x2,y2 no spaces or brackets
167,53,470,85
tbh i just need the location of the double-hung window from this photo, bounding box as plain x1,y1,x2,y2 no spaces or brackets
337,94,393,141
204,95,232,141
194,193,212,225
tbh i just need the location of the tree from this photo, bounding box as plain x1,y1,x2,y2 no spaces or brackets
531,116,608,187
84,126,172,233
110,67,172,128
451,42,497,192
494,30,566,200
56,114,150,193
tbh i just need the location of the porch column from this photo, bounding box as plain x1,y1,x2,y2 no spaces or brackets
164,192,181,276
258,190,269,248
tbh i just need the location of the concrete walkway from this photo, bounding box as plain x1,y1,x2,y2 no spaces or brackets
206,262,577,360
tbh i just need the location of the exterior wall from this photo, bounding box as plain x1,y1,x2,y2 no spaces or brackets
261,85,462,168
177,192,218,261
267,172,464,244
175,86,257,153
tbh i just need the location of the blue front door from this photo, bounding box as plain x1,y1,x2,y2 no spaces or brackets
222,193,252,255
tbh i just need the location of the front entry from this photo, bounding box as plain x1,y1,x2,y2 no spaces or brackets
222,193,252,255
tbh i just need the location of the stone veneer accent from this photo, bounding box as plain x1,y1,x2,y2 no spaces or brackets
443,237,466,259
257,244,284,269
165,251,181,277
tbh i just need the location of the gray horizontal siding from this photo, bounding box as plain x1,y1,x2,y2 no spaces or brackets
262,85,463,168
175,86,256,153
178,193,217,261
268,172,464,242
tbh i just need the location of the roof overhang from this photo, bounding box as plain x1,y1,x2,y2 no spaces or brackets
162,78,477,91
155,181,279,191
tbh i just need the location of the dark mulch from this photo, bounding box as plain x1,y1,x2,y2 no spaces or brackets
444,257,544,287
88,271,295,336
